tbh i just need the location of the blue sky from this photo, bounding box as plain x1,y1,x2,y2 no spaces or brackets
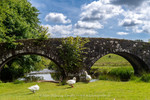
30,0,150,41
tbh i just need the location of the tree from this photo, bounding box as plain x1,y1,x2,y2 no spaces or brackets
0,0,49,82
52,36,89,81
135,39,144,42
0,0,45,41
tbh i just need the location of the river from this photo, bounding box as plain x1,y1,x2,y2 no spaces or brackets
27,69,55,80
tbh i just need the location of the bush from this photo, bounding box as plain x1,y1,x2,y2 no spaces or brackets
91,67,109,79
108,67,133,81
92,67,134,81
140,74,150,82
99,75,109,80
99,74,121,81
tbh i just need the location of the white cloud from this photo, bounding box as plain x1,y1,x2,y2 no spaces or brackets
118,1,150,34
45,12,71,24
43,24,72,37
142,22,150,33
75,21,103,29
42,0,150,37
119,19,142,27
80,0,123,22
73,28,97,35
117,32,129,35
72,0,123,36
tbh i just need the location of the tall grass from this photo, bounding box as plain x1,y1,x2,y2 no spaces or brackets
108,67,134,81
91,54,134,81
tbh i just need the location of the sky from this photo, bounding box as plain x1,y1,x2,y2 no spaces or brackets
29,0,150,41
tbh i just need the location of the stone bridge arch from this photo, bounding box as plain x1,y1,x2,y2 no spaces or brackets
0,52,60,70
0,38,150,75
85,52,148,75
0,38,63,71
83,38,150,75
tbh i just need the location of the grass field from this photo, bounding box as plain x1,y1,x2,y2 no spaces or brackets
92,54,131,67
0,54,145,100
1,81,150,100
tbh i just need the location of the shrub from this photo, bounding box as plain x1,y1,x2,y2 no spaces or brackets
129,75,140,81
140,74,150,82
91,67,109,78
99,74,121,81
99,75,109,80
108,67,133,81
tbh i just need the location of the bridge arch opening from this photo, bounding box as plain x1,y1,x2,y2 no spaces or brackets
0,53,60,69
0,53,60,82
115,52,149,75
91,52,149,81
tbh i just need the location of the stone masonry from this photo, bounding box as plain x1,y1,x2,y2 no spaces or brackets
0,38,150,75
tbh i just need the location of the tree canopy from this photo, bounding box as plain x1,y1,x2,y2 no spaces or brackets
0,0,44,41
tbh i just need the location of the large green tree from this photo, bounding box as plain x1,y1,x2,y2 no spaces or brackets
0,0,49,82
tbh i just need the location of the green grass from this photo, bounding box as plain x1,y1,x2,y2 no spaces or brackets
91,54,134,75
1,81,150,100
92,54,131,67
0,54,149,100
91,54,134,81
92,66,133,71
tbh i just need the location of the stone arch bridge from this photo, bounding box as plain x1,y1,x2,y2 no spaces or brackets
0,38,150,75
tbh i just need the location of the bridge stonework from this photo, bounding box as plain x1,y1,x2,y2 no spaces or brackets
0,38,150,75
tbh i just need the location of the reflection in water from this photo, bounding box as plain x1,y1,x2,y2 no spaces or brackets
90,79,99,82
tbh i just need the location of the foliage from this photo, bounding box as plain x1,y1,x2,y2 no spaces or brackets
99,75,110,80
130,75,140,82
108,67,134,81
93,67,134,81
13,79,24,84
36,26,50,41
24,76,44,83
55,36,89,80
0,0,41,40
0,56,50,82
0,0,50,82
48,62,61,81
140,74,150,82
91,54,134,81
